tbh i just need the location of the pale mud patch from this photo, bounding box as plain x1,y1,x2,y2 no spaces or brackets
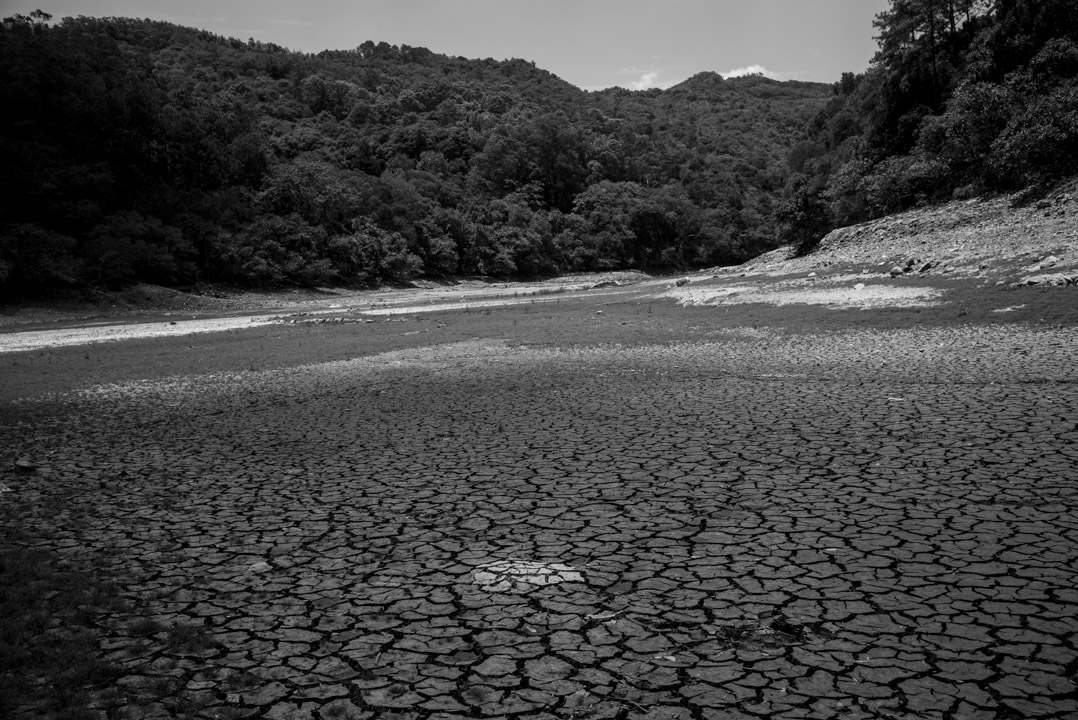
472,560,584,593
663,281,944,309
22,339,524,405
357,295,566,316
17,325,1076,409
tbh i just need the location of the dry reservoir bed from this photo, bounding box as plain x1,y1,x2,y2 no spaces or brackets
2,311,1078,719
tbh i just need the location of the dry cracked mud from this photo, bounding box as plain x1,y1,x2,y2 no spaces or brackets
3,306,1077,720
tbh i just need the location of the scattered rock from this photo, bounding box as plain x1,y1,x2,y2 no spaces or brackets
1014,273,1076,287
675,277,691,287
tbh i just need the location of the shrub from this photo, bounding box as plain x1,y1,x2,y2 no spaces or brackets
0,224,81,289
328,217,422,281
990,82,1078,184
83,212,194,286
224,213,331,286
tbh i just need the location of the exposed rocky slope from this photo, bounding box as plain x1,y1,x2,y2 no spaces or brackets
741,181,1078,287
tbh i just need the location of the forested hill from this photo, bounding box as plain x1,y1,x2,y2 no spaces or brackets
780,0,1078,255
0,12,833,294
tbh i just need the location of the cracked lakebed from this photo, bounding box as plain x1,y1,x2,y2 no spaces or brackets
3,315,1078,719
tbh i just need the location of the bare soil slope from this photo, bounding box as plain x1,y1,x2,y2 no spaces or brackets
740,181,1078,284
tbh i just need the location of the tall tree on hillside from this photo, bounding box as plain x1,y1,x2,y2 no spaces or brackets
865,0,993,156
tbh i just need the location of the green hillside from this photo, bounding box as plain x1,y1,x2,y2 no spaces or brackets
0,12,832,293
779,0,1078,255
4,0,1074,296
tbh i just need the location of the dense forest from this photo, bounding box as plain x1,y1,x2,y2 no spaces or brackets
0,9,829,294
1,0,1076,295
780,0,1078,254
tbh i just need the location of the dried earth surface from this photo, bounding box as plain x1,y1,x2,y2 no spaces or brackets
1,191,1077,720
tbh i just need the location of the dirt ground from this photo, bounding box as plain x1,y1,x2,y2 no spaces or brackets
1,197,1077,719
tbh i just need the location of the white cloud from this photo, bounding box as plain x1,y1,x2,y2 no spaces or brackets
577,68,685,92
721,64,784,80
631,71,661,90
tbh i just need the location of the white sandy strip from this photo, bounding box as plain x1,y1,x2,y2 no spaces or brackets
358,295,574,316
0,315,277,353
0,287,629,352
663,283,944,309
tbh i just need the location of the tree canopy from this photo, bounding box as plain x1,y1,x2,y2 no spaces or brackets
0,12,830,294
779,0,1078,255
2,2,1072,293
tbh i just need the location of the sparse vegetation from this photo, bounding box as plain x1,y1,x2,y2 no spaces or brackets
0,546,124,719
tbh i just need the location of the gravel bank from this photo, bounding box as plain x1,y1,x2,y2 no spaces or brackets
736,184,1078,286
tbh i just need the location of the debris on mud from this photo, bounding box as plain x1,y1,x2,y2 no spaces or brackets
1014,272,1076,287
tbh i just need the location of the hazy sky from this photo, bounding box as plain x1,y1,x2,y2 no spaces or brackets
4,0,890,89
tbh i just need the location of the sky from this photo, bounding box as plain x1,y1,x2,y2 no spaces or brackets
3,0,890,89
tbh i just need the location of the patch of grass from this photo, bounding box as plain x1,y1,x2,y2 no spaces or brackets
128,617,164,637
0,546,124,719
165,622,220,654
